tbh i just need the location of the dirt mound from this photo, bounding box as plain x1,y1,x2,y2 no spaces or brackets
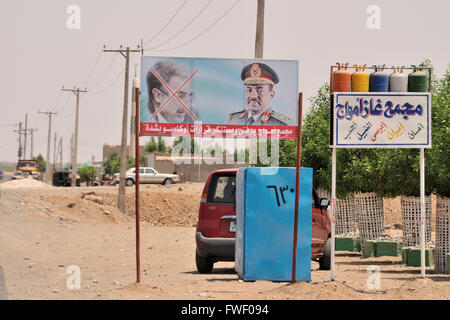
0,177,52,190
269,281,366,300
23,192,131,224
18,187,201,226
99,191,201,227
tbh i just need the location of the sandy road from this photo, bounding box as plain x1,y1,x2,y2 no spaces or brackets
0,183,449,300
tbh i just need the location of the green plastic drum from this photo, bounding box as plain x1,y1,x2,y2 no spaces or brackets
408,70,429,92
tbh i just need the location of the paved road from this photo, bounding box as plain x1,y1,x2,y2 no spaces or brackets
0,174,12,183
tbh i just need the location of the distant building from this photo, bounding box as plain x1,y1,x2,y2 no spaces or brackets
103,145,247,182
102,144,145,162
145,152,247,183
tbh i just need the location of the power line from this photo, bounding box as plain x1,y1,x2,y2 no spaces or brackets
50,49,103,118
146,0,213,50
88,54,119,92
142,0,188,46
80,49,104,88
59,106,76,120
90,66,125,95
53,90,62,109
145,0,240,52
57,94,73,115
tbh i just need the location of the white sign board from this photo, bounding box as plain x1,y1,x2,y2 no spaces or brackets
332,93,431,148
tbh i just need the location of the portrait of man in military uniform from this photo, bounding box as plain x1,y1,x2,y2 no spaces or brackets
226,62,293,126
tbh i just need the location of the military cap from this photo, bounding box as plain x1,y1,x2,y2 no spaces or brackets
241,63,279,86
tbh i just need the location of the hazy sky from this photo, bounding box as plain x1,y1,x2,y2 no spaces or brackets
0,0,448,163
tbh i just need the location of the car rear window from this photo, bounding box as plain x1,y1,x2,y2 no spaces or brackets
208,174,236,204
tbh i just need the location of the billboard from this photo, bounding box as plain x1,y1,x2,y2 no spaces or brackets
332,93,431,148
140,56,299,139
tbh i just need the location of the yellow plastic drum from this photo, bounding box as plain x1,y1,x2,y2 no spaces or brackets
351,64,369,92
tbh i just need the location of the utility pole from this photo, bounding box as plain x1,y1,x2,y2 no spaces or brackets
58,137,63,170
62,87,88,186
23,113,28,159
29,128,38,159
13,122,23,160
103,45,141,213
53,132,57,171
70,134,73,171
255,0,265,59
38,110,58,183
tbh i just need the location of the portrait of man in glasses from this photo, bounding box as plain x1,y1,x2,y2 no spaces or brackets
146,60,199,124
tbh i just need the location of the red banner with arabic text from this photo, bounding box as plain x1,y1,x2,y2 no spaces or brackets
140,123,297,139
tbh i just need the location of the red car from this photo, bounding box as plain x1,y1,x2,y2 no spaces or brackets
195,168,332,274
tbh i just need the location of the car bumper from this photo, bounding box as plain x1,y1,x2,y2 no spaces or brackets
196,232,235,261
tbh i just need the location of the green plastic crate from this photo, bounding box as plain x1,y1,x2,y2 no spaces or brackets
407,248,435,267
402,247,411,264
363,240,377,258
375,241,401,257
335,237,359,252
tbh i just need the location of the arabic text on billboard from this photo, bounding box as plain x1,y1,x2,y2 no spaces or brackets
333,93,431,148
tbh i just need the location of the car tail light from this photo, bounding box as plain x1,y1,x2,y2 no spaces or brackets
200,192,207,203
199,241,204,248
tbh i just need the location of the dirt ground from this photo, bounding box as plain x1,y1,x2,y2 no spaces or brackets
0,178,449,300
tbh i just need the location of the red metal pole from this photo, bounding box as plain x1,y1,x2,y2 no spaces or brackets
292,92,303,283
135,85,141,283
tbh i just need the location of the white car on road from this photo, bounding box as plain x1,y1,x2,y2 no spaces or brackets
114,167,180,186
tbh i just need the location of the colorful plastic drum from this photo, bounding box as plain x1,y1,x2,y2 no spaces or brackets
369,65,389,92
389,66,408,92
351,64,369,92
333,62,351,92
408,65,429,92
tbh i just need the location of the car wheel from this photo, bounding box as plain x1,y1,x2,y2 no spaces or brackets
195,251,213,274
126,178,134,187
319,237,331,270
163,178,173,185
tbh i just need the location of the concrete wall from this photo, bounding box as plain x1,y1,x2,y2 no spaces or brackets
104,148,248,182
146,152,248,182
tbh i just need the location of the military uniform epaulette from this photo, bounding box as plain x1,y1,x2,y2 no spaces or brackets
228,109,247,116
269,110,292,124
226,109,249,122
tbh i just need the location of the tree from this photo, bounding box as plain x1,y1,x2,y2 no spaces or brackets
299,84,333,192
103,152,120,174
103,151,142,175
79,164,97,184
426,62,449,197
145,137,158,153
234,148,250,163
157,136,167,152
126,154,136,169
173,136,201,155
33,154,46,173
